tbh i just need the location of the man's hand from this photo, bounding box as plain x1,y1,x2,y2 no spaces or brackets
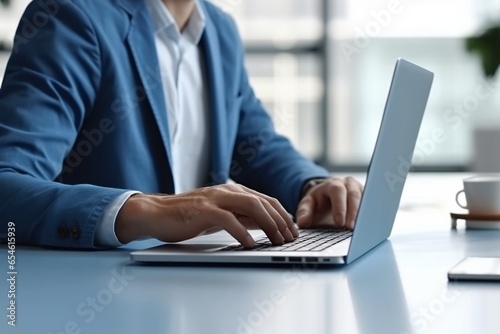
115,184,298,248
296,177,363,230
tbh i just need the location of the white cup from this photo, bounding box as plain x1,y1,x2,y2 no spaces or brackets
455,175,500,215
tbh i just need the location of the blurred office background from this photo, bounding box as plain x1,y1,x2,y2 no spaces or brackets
2,0,500,171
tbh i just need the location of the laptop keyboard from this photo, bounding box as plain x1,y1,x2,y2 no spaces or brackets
221,229,352,252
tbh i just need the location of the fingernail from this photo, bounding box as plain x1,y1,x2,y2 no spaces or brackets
245,235,255,248
290,224,299,237
349,220,356,230
335,213,345,226
283,228,294,241
274,230,285,244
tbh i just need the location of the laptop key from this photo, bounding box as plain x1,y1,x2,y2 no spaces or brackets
220,230,352,252
311,234,352,251
298,240,333,251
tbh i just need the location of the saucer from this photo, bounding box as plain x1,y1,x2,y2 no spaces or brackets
450,212,500,229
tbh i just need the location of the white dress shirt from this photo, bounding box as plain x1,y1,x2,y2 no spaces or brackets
95,0,209,246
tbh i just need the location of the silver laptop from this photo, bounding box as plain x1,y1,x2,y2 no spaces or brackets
130,58,434,265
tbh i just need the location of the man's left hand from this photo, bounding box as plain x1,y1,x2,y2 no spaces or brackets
296,177,363,230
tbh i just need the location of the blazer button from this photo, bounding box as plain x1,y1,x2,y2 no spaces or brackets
70,226,81,239
58,226,68,239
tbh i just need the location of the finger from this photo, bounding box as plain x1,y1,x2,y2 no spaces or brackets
236,204,294,242
259,198,296,242
237,186,299,237
235,215,259,229
344,177,363,229
225,193,286,245
296,195,315,228
211,208,255,248
328,180,347,228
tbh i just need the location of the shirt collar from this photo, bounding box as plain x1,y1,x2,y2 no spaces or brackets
146,0,206,45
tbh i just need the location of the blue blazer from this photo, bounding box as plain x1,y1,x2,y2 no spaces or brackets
0,0,329,248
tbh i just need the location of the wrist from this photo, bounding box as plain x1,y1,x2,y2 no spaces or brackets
115,194,154,243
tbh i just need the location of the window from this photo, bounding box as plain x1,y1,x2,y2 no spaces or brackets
0,0,30,79
210,0,325,159
226,0,500,170
325,0,500,169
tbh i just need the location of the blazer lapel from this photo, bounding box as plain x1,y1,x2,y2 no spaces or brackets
200,16,230,185
119,0,174,170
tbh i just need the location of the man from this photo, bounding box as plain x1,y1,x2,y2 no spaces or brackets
0,0,362,249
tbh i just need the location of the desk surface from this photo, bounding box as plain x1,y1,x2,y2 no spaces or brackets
2,173,500,334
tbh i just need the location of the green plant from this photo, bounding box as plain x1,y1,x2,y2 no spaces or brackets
0,0,11,6
466,25,500,78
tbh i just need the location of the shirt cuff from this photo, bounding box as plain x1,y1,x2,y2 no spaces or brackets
95,190,142,247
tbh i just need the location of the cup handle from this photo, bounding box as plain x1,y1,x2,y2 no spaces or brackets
455,190,467,209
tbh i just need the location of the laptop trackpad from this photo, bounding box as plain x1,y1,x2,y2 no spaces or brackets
151,230,265,253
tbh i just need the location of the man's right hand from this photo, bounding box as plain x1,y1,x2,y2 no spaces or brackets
115,184,298,248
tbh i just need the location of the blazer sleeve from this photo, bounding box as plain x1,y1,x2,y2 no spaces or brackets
0,2,127,248
225,18,331,213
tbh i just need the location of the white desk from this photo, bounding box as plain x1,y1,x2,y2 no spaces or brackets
2,173,500,334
